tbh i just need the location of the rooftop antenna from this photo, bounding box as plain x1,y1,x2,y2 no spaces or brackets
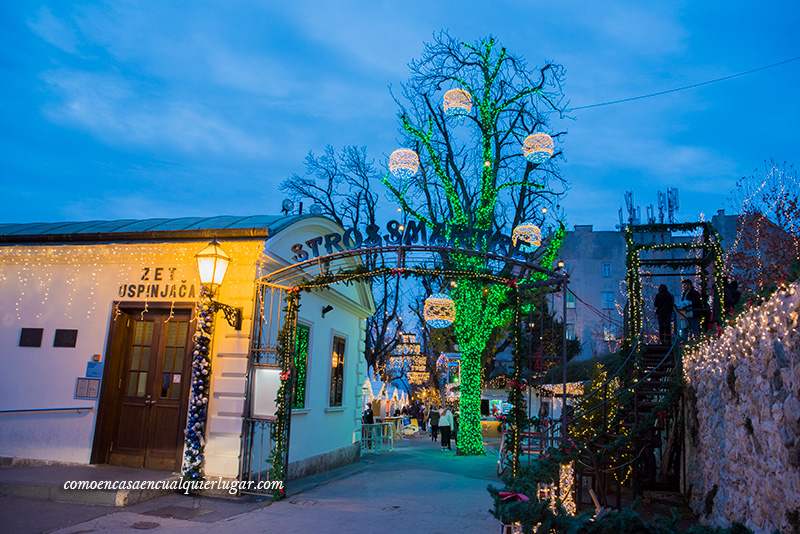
646,204,655,224
667,188,680,223
623,191,641,225
657,191,666,223
281,199,294,215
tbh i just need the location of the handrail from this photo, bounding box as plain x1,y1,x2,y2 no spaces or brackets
564,337,679,428
0,407,95,414
559,331,644,414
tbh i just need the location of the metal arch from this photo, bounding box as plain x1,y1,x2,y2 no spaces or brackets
255,244,567,289
241,242,570,495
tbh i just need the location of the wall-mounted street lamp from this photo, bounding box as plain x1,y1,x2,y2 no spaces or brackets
195,238,242,330
183,238,243,480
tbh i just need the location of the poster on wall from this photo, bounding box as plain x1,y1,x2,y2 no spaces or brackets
75,378,101,399
251,368,282,420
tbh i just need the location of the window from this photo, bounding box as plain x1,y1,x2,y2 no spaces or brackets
601,292,615,309
566,323,576,340
329,336,346,407
294,324,310,409
566,292,575,309
602,262,612,277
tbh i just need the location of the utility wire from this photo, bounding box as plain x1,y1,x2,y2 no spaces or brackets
565,55,800,112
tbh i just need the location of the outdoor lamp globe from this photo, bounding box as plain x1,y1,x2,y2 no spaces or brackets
195,238,231,291
522,133,554,164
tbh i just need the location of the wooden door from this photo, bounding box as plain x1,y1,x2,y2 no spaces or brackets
108,312,192,470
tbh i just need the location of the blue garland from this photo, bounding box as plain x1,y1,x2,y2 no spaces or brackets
182,286,213,481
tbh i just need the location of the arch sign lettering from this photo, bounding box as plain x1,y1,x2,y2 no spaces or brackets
289,219,530,263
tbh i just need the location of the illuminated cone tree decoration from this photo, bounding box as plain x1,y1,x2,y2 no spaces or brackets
381,34,568,455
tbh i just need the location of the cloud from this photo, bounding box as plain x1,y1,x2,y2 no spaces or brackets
40,68,273,158
27,6,81,55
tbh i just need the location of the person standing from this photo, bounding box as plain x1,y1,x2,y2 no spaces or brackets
439,405,454,451
418,403,427,432
362,403,374,425
679,279,702,336
654,284,674,345
428,405,440,442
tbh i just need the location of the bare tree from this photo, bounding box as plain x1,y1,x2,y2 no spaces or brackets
728,159,800,291
279,145,403,372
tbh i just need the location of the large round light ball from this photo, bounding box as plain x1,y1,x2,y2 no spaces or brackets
523,133,554,164
389,149,419,180
424,293,455,329
512,224,542,253
443,88,472,117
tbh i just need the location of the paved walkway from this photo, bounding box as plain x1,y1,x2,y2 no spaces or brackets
1,437,505,534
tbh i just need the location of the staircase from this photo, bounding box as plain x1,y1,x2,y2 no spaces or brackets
627,342,681,492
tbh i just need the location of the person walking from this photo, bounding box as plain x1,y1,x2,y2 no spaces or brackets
428,405,440,442
439,405,454,451
654,284,674,345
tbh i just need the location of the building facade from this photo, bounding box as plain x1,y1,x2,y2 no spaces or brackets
0,215,373,483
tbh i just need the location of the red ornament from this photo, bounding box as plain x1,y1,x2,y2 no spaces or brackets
499,491,530,502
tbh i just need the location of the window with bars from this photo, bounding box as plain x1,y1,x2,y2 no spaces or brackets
329,336,346,407
294,324,310,409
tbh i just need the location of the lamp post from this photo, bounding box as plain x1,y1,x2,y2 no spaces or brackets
182,239,242,482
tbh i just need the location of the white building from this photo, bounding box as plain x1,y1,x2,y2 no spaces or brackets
0,215,373,484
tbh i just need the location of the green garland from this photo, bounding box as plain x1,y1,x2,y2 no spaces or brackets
266,291,300,499
624,222,725,353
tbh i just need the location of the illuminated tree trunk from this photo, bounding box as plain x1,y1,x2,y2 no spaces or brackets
452,278,510,455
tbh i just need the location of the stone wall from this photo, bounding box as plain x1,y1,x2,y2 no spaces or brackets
683,281,800,533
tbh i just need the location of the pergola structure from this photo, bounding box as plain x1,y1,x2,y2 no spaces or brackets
239,242,569,495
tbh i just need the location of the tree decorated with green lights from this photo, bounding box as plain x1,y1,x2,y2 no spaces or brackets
383,33,569,455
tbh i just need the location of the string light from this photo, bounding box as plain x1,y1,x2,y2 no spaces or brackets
389,149,420,180
522,133,554,164
511,224,542,252
443,88,472,116
424,293,456,328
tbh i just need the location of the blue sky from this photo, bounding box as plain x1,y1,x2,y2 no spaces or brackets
1,1,798,230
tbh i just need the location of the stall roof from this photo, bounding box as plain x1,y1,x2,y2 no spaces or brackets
0,214,317,244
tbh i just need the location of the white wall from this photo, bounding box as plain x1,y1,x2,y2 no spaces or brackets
0,240,264,468
258,217,373,464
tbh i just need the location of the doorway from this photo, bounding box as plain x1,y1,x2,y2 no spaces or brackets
93,305,193,471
